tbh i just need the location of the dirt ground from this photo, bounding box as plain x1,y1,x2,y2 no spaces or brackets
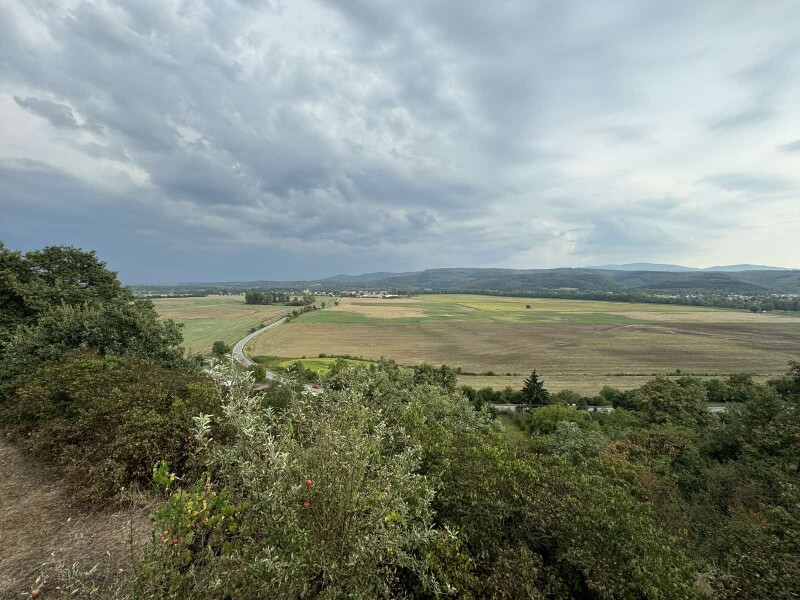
0,438,151,598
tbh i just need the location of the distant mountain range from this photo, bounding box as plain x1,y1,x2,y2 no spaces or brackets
587,263,790,272
138,265,800,295
294,266,800,295
322,271,417,283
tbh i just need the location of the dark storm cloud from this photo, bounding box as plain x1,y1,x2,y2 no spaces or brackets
1,0,800,280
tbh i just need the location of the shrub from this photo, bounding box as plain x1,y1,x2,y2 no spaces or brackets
527,404,591,435
0,351,219,501
137,362,458,598
211,340,231,357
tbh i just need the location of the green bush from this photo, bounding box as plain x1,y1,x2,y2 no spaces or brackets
134,361,704,599
0,351,219,501
137,363,456,598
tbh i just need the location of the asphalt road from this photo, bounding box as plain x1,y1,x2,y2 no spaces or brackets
232,317,287,373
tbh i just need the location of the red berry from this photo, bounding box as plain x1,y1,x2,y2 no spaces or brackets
305,479,313,487
172,538,179,546
303,501,311,509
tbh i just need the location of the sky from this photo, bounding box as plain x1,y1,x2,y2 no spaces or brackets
1,0,799,283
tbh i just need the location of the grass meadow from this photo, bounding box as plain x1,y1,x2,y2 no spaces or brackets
151,295,291,355
246,295,800,393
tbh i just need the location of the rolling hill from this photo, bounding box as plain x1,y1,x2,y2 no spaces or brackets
311,267,800,294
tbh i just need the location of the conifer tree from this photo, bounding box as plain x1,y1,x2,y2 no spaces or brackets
521,369,550,406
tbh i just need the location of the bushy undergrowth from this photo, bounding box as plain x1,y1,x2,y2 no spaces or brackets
137,361,461,598
0,351,219,502
133,360,705,599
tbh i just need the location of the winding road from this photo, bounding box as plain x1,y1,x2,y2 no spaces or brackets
232,316,287,371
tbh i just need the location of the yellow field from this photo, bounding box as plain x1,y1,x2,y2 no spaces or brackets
152,295,291,355
246,295,800,392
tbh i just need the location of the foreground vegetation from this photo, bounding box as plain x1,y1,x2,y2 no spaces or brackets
3,243,800,598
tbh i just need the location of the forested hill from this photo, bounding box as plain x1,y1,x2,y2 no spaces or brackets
133,267,800,296
320,267,800,294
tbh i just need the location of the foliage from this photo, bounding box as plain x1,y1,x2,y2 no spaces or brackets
0,351,219,501
535,421,607,460
0,299,186,385
526,404,591,435
0,244,186,389
412,363,459,392
136,363,458,598
0,243,130,344
210,340,231,357
632,376,711,427
521,369,550,406
551,388,582,405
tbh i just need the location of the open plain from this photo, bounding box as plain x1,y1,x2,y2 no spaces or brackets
151,295,291,355
246,295,800,393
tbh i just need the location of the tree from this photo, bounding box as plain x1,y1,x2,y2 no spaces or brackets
0,298,185,385
0,243,131,345
138,363,459,598
527,404,590,435
521,370,550,406
412,363,459,392
212,340,231,357
632,376,710,426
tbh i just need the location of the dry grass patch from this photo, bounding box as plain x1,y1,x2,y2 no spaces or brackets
0,440,150,598
616,310,800,323
333,298,426,319
250,319,800,391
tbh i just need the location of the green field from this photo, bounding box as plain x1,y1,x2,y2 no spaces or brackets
247,295,800,394
251,355,372,373
152,295,291,355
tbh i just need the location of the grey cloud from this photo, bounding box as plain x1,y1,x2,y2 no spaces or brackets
780,139,800,153
703,173,794,194
13,96,80,128
2,0,800,280
709,106,773,131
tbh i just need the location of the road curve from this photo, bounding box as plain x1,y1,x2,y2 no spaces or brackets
232,317,287,370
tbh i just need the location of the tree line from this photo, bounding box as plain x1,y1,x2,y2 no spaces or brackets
245,290,316,306
415,288,800,313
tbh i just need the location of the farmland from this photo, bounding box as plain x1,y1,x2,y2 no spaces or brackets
246,295,800,393
151,295,291,355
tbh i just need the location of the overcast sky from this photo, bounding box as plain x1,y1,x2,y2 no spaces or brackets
2,0,799,283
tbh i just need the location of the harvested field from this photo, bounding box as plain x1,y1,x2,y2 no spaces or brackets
328,299,425,319
247,295,800,392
